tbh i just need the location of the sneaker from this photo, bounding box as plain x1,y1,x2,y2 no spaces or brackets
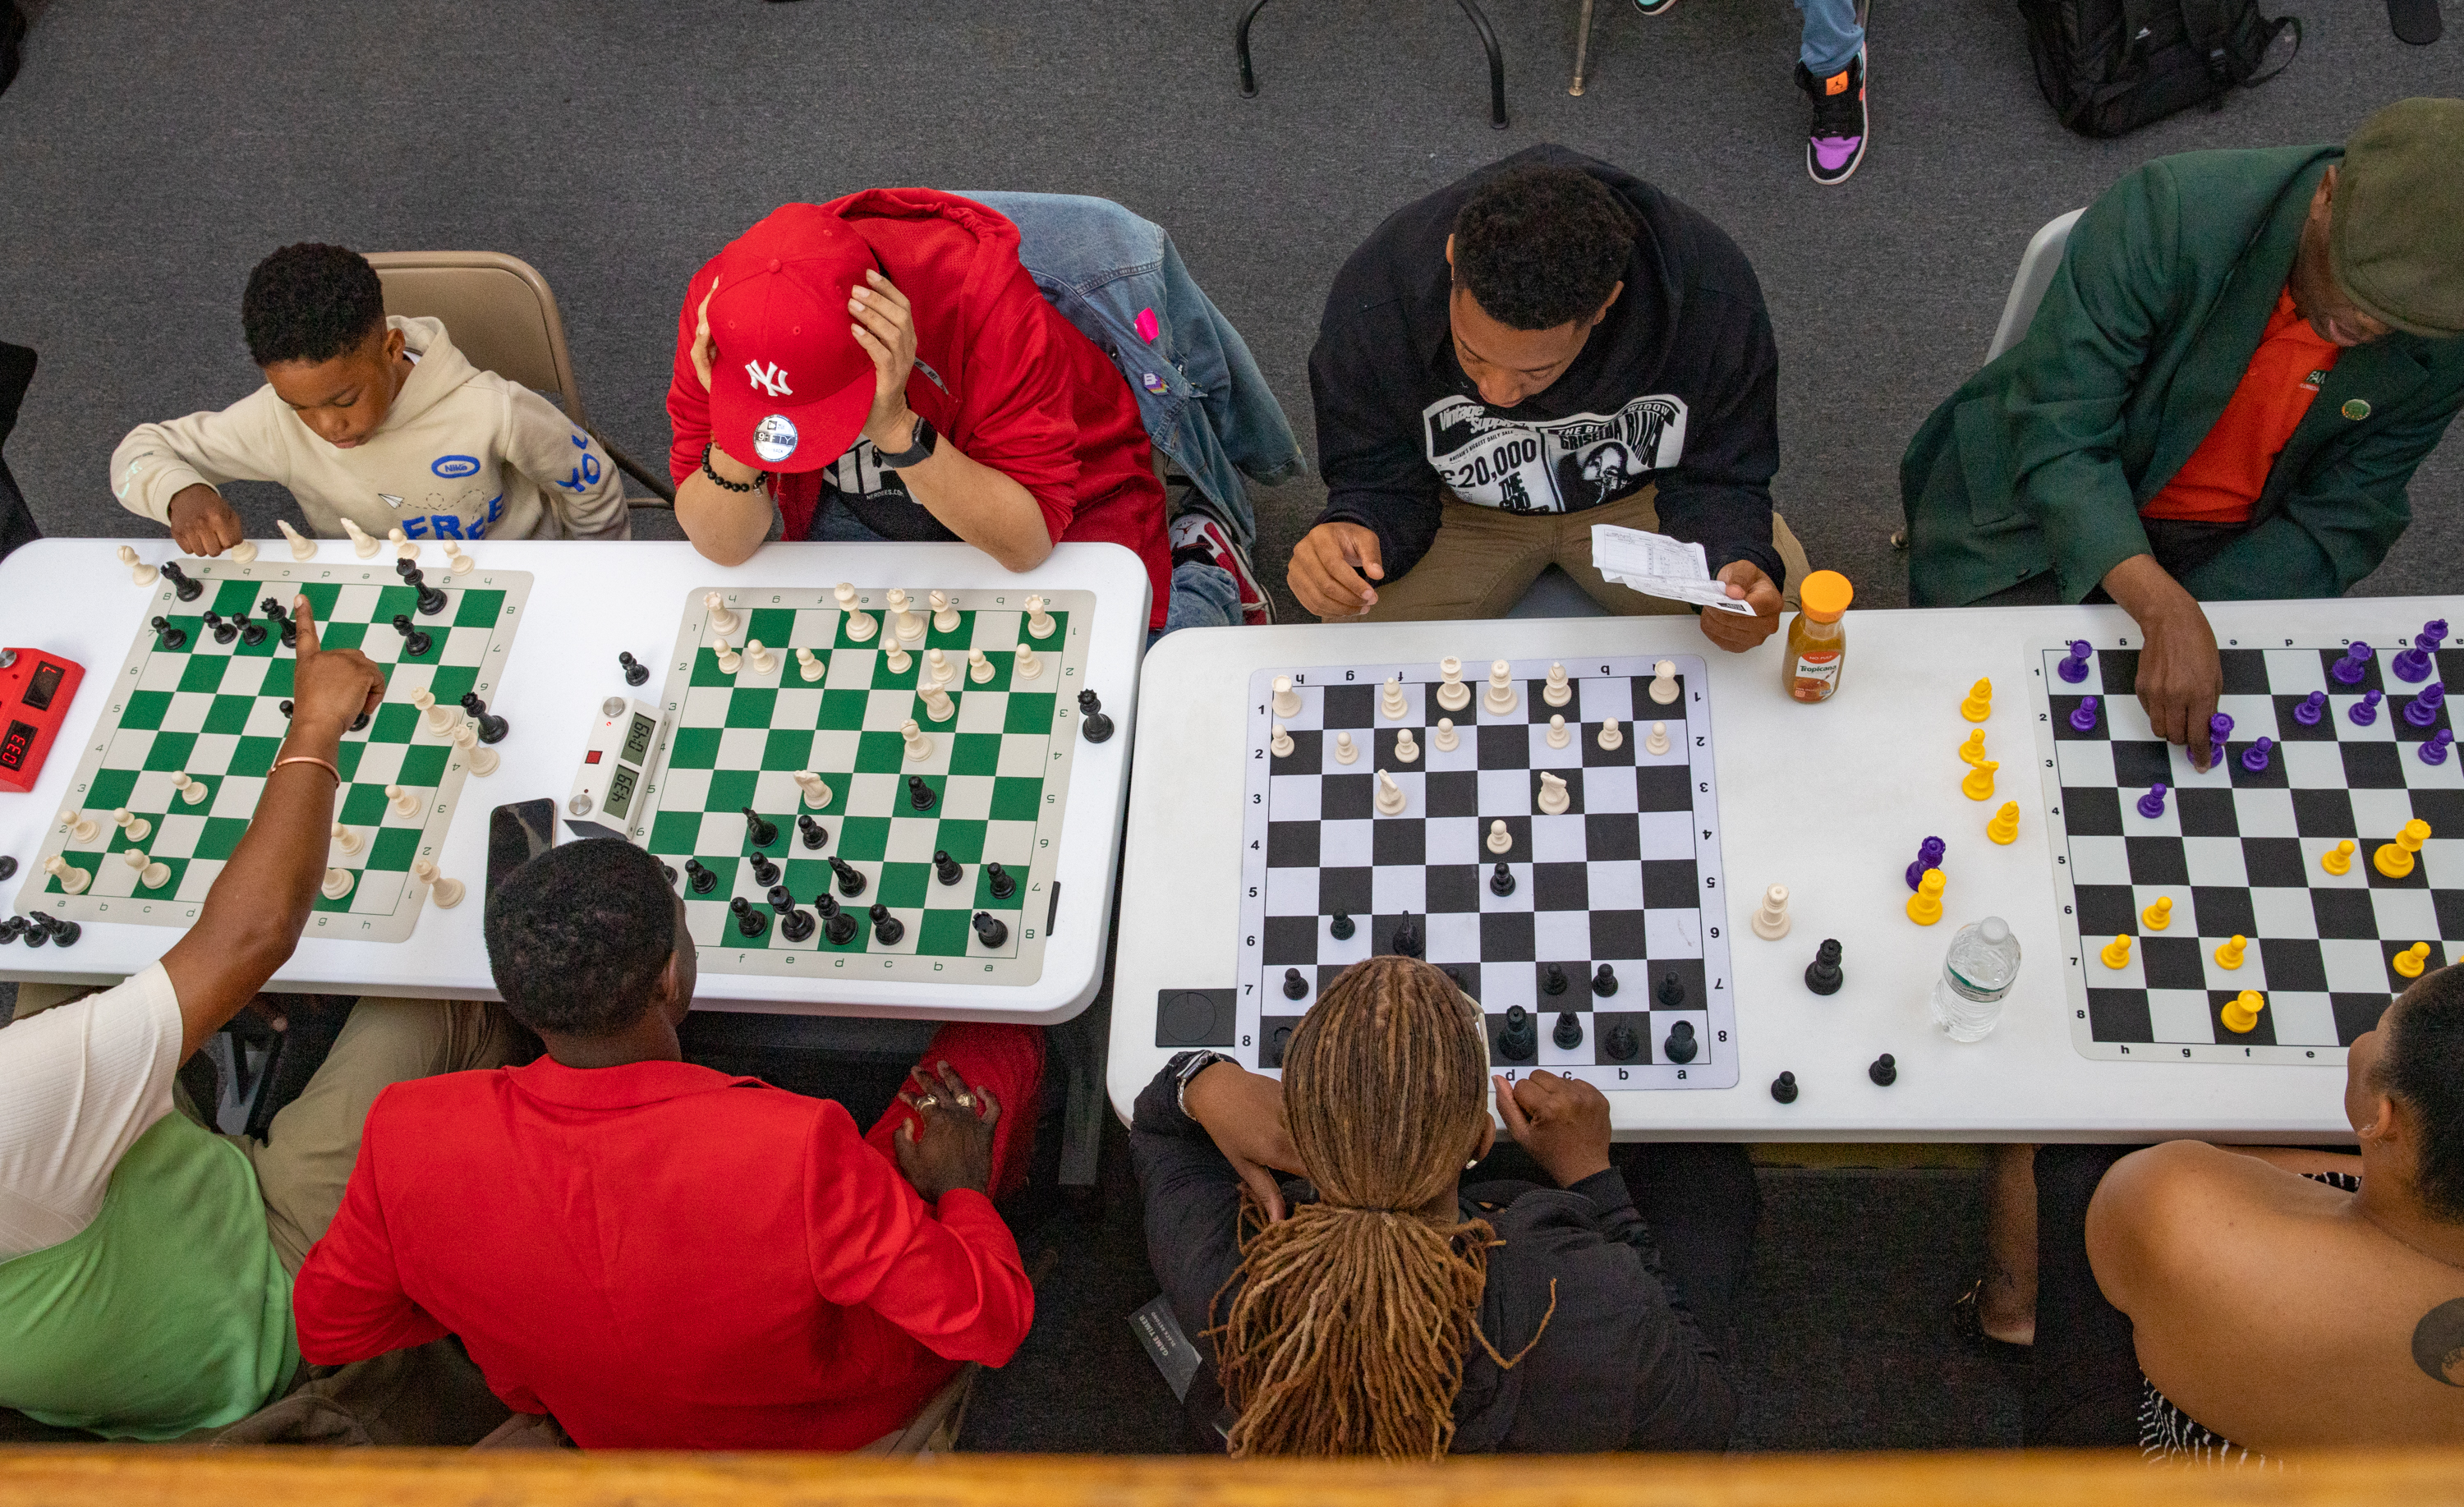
1795,48,1869,186
1633,0,1679,14
1167,512,1273,626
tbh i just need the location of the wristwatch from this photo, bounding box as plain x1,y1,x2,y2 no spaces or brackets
1169,1050,1234,1117
876,413,939,470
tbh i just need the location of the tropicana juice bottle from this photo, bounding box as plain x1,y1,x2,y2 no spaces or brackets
1784,569,1854,703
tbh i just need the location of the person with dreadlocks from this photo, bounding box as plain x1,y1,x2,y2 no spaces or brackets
1132,955,1753,1455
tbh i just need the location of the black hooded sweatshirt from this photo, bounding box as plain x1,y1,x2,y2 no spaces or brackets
1308,144,1784,588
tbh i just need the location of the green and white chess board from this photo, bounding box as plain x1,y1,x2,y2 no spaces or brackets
633,585,1096,985
13,559,530,941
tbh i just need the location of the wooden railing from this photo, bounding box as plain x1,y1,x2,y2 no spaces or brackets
6,1448,2464,1506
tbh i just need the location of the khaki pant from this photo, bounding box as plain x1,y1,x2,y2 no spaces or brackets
1343,486,1815,623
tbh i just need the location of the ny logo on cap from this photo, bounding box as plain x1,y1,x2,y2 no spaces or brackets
746,360,793,398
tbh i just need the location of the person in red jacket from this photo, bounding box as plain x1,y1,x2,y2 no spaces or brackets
668,195,1243,636
291,838,1041,1450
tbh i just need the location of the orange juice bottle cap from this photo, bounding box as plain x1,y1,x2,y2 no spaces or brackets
1798,570,1853,623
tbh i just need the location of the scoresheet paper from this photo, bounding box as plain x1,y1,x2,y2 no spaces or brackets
1589,524,1755,615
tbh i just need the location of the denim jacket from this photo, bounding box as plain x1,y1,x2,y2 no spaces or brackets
957,191,1306,551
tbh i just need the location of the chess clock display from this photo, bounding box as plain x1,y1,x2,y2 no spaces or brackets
0,649,86,795
568,696,664,840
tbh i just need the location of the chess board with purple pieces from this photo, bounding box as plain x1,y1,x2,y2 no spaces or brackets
1235,654,1738,1091
2030,621,2462,1065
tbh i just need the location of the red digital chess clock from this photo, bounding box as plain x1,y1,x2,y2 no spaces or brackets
0,649,85,795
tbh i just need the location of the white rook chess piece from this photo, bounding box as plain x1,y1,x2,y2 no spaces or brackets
1433,717,1459,752
227,539,258,566
901,719,935,762
713,637,742,675
119,545,159,586
1751,884,1792,940
1435,656,1471,712
1395,727,1420,763
920,680,956,724
1380,675,1409,720
1650,659,1680,705
1645,721,1672,756
834,582,877,641
60,808,101,843
172,772,209,805
744,640,775,674
1374,768,1408,816
343,517,379,558
440,540,475,575
114,808,151,843
1483,659,1519,716
1333,731,1359,765
389,526,417,561
1547,714,1570,749
1012,641,1042,680
278,519,318,561
412,857,464,908
1486,819,1514,855
1535,770,1570,816
321,866,356,899
797,646,825,682
385,783,421,818
1542,663,1573,707
967,648,995,684
1270,722,1294,756
705,592,740,636
931,590,961,634
882,640,912,675
1271,676,1303,719
794,771,832,808
1597,719,1624,751
331,821,362,856
1023,594,1056,640
44,856,91,894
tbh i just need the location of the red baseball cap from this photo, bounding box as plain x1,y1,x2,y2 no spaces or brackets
698,204,878,474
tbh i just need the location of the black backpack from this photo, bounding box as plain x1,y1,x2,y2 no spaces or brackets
2016,0,2299,138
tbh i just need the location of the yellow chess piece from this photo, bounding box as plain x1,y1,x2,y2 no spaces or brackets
1961,760,2000,801
1957,728,1987,765
1961,678,1993,723
2099,934,2133,968
2140,896,2173,931
1906,868,1946,925
2374,818,2433,880
1986,802,2020,844
2214,934,2248,969
2320,839,2356,876
2393,942,2432,980
2220,990,2266,1034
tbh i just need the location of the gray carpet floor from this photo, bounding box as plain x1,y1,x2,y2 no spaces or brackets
1,0,2456,1455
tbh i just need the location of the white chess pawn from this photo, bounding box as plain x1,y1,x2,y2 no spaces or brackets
278,519,318,561
1751,884,1792,940
923,647,955,688
331,821,362,856
1645,721,1672,756
882,640,913,675
1535,770,1570,816
1271,675,1303,719
1435,656,1471,712
1650,659,1680,705
1023,594,1056,640
440,540,475,575
343,518,379,558
172,772,209,805
321,866,356,899
713,636,742,675
60,808,101,843
414,689,457,737
385,783,421,818
1011,642,1043,680
967,648,995,685
794,771,832,808
1483,659,1519,716
901,718,935,762
119,848,148,875
920,680,956,723
1547,714,1570,749
122,848,169,889
113,808,151,843
1270,722,1294,757
1380,675,1409,720
834,582,877,641
1333,731,1359,765
119,545,159,585
1486,819,1514,855
411,857,464,908
704,592,740,636
1597,719,1625,751
1374,768,1408,816
44,855,91,894
930,590,961,634
451,719,500,775
227,539,258,566
1395,728,1421,764
797,646,825,682
1433,717,1459,752
744,640,775,674
388,526,417,561
1542,662,1573,707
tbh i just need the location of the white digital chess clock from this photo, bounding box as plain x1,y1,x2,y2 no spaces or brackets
567,696,663,841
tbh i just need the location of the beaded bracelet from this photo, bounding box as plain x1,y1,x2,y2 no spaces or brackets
701,443,764,494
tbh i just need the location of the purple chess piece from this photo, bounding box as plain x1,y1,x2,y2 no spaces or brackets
1905,835,1947,891
2405,682,2447,728
2069,696,2101,733
2137,783,2169,819
2292,690,2327,726
2057,641,2093,684
2208,713,2234,750
2333,643,2373,685
2240,736,2274,773
2394,624,2442,683
2352,688,2384,725
2423,728,2455,766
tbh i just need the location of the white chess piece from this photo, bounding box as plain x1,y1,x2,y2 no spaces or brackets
1433,717,1459,752
1435,656,1471,712
967,648,995,684
920,680,956,723
923,647,955,688
1270,722,1294,756
343,518,379,558
1535,770,1570,816
389,526,417,561
172,772,209,805
44,856,91,894
386,783,421,818
415,689,458,737
1751,884,1792,940
60,808,101,843
1546,714,1570,749
113,808,151,843
227,539,258,566
901,718,935,762
1597,719,1624,751
1023,594,1056,640
931,590,961,634
452,719,500,775
1483,659,1519,716
1380,675,1409,720
713,636,742,675
834,582,877,641
119,848,148,875
278,519,318,561
882,640,912,675
412,857,464,908
1271,676,1303,719
1374,768,1408,816
797,646,825,682
332,821,362,856
1011,642,1042,680
887,589,926,645
705,592,740,636
1650,659,1680,705
440,540,475,575
133,852,170,889
794,771,832,808
1542,662,1573,707
321,866,356,899
744,640,775,674
1645,721,1671,756
1395,728,1420,764
1333,731,1359,765
1486,819,1514,855
119,545,159,586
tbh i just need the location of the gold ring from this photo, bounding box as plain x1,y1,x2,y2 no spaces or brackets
955,1093,977,1109
915,1094,939,1110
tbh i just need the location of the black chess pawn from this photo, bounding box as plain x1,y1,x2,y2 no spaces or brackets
391,613,433,658
828,855,868,898
1804,939,1845,996
0,917,24,944
1268,1024,1293,1069
776,894,816,943
747,851,780,888
867,902,904,945
205,610,237,645
1328,910,1354,940
984,861,1014,899
729,896,770,938
1282,967,1308,1000
150,616,188,650
1771,1071,1800,1104
1869,1053,1897,1087
0,856,15,882
932,849,963,885
234,610,267,647
660,864,677,884
816,892,859,945
1592,963,1618,997
619,650,650,687
741,806,779,848
1391,914,1423,958
1489,861,1516,896
278,699,295,719
1553,1010,1584,1050
1542,963,1568,995
1078,688,1114,743
160,561,202,601
972,910,1009,948
1604,1022,1639,1061
907,774,937,811
459,692,508,743
1496,1005,1537,1062
19,914,48,948
798,815,829,851
1662,1020,1699,1064
1655,972,1687,1008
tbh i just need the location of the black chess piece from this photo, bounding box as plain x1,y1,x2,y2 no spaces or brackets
1804,939,1845,996
1604,1022,1639,1061
1542,963,1568,995
1553,1010,1584,1050
1283,967,1308,1000
397,562,448,617
828,855,867,897
984,861,1014,899
0,856,15,882
150,616,187,650
1489,861,1516,896
1496,1005,1537,1061
729,896,770,938
660,864,677,884
816,893,860,945
352,708,369,731
619,650,650,687
972,910,1009,948
797,815,828,851
741,806,779,848
868,902,904,945
907,774,937,811
160,561,202,601
1391,913,1422,958
19,914,48,948
1328,910,1354,940
1268,1025,1293,1069
234,610,267,647
391,613,432,657
1662,1020,1699,1064
1078,688,1114,743
933,849,963,885
747,852,779,888
44,913,85,948
1771,1071,1799,1104
0,917,24,944
260,598,296,648
1869,1053,1897,1087
459,692,509,742
1655,972,1686,1008
205,610,237,645
1592,963,1618,997
278,700,294,719
775,889,816,942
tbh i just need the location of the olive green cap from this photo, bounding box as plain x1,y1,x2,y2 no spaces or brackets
2331,98,2464,339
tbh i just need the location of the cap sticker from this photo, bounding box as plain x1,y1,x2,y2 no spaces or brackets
753,414,800,463
746,360,793,398
2342,398,2372,421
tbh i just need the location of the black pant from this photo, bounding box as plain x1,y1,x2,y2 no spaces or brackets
1616,1142,1760,1358
2026,1143,2145,1445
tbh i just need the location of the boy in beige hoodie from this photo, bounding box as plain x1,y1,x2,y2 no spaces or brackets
113,243,629,552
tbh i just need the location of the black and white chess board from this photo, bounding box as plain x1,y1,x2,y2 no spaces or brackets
2031,634,2463,1064
1236,654,1738,1091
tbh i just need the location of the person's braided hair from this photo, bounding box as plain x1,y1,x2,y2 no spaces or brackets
1211,955,1550,1458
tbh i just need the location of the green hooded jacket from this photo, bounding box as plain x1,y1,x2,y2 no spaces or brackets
1901,145,2464,607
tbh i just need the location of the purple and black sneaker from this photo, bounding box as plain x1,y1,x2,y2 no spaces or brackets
1795,48,1868,186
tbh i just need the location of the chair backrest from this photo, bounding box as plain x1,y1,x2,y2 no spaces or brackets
362,252,586,425
1986,209,2085,362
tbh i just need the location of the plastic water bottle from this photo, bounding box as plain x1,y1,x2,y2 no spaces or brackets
1931,916,2021,1041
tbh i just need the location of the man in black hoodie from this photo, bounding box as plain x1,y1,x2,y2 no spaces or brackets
1292,146,1808,647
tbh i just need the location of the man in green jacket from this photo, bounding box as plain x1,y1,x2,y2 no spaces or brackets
1901,98,2464,770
